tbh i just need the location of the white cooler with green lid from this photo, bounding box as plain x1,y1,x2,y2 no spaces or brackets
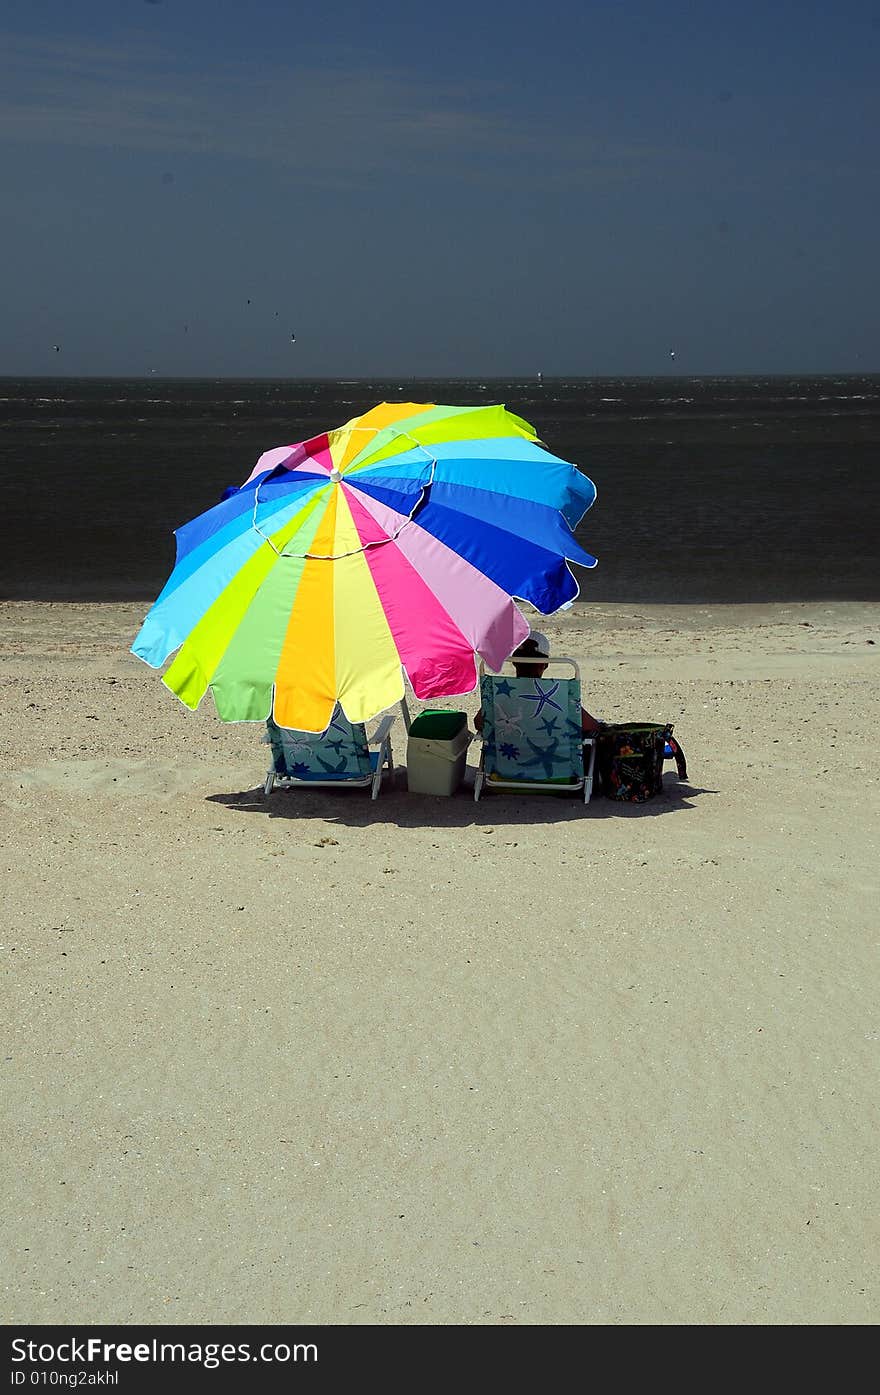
406,710,470,795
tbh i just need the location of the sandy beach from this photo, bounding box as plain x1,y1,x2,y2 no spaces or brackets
2,598,877,1326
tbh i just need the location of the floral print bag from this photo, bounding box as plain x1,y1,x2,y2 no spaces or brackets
596,723,688,802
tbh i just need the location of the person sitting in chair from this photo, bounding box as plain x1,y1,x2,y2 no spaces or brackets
473,630,602,733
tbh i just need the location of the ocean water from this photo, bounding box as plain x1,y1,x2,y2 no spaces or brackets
1,375,878,604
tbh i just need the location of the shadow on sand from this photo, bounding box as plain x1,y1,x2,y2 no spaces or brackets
206,772,717,830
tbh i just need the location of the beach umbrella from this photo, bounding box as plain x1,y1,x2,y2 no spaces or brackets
131,401,597,732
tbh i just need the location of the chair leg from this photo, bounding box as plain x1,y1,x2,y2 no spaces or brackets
583,740,596,804
264,770,275,796
372,741,389,799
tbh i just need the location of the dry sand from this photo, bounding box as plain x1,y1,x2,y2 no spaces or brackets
1,599,878,1326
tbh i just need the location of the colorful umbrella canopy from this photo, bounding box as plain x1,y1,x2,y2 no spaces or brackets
132,401,597,732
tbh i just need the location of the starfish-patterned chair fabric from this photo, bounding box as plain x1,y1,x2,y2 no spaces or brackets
263,705,399,800
474,659,595,803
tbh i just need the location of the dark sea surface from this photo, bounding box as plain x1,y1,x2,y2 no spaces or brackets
1,375,878,604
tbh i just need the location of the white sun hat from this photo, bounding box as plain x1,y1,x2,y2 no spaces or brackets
513,630,550,658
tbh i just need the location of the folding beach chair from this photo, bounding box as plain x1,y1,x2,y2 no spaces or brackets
263,703,405,800
473,657,596,803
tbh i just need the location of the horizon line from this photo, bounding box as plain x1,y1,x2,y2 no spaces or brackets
2,369,879,382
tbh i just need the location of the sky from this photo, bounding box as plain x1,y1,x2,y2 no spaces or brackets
2,0,879,377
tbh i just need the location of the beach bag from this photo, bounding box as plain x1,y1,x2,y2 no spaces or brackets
596,723,687,802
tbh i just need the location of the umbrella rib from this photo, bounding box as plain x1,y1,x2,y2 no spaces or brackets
251,429,438,561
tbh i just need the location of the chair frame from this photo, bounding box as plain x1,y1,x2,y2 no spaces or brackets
473,656,596,804
263,705,407,801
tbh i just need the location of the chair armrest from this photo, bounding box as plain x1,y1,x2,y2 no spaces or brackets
371,713,396,747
